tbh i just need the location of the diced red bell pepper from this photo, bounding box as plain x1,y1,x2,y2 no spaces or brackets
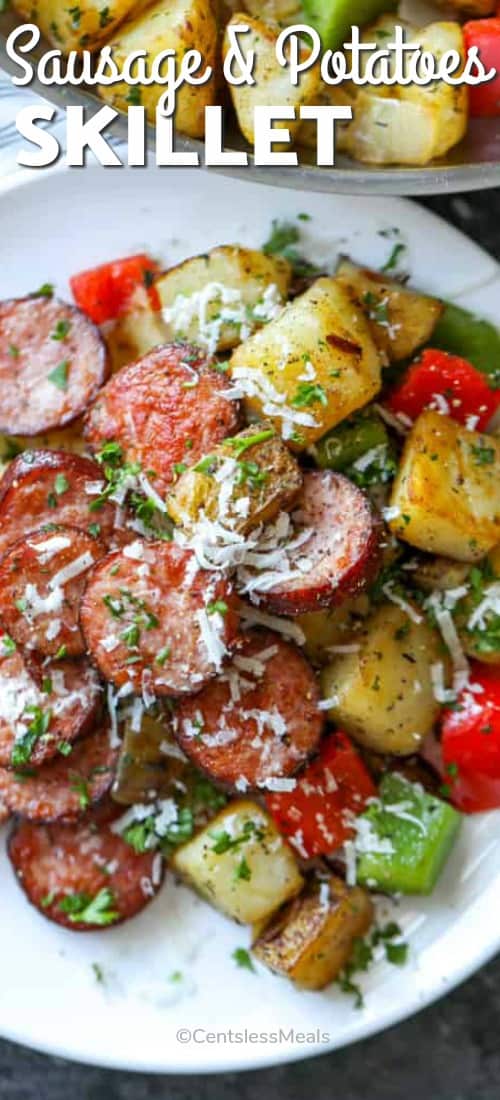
464,18,500,117
70,253,161,326
266,731,376,858
386,348,500,430
441,664,500,812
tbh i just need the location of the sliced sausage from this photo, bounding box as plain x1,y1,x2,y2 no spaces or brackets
0,450,119,560
0,297,108,435
0,525,106,657
80,540,240,698
84,343,240,497
0,649,102,768
0,797,9,826
0,724,118,823
8,806,164,930
173,629,323,790
244,471,381,615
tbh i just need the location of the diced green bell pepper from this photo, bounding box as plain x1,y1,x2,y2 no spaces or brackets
356,773,461,895
432,303,500,388
302,0,397,50
314,410,397,488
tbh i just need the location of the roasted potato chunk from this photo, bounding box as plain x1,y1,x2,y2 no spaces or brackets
410,555,470,595
297,596,370,666
389,410,500,562
157,246,291,354
230,278,382,450
253,875,374,990
168,421,302,534
321,603,446,755
346,21,468,166
105,285,169,373
112,712,184,806
98,0,218,137
172,800,303,924
223,14,322,148
336,260,443,365
11,0,139,52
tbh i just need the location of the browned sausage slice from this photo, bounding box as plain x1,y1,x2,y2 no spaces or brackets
243,471,381,615
0,649,102,768
8,806,164,930
0,297,108,435
0,724,118,823
0,525,106,657
81,540,240,698
84,343,240,497
0,450,118,559
173,629,322,790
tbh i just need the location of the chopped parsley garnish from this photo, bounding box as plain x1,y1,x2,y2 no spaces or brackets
381,241,407,275
123,805,194,856
362,291,389,326
471,442,495,466
226,428,275,456
48,359,70,392
156,645,171,666
232,947,255,973
99,4,112,26
126,87,142,105
87,523,101,539
0,633,16,656
235,460,268,490
54,473,69,496
234,857,251,882
7,344,19,358
54,644,68,660
57,741,72,757
11,706,51,767
337,923,409,1008
67,5,81,27
70,774,90,809
30,282,54,298
291,382,327,409
58,887,119,926
262,219,320,278
209,819,262,854
50,319,71,341
207,600,228,616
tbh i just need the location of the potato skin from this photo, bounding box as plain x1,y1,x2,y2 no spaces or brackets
167,421,303,535
321,603,446,756
223,13,321,147
253,875,374,990
157,246,291,353
172,800,303,924
98,0,218,136
230,277,382,450
336,260,443,365
389,410,500,562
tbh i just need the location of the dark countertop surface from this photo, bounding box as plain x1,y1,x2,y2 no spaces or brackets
1,186,499,1100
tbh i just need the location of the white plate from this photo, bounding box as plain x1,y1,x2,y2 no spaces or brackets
1,164,500,1075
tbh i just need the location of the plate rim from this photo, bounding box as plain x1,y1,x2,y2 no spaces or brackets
0,163,499,1074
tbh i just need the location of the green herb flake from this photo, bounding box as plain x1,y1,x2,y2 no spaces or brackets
7,344,20,359
232,947,255,973
50,319,71,341
59,887,119,926
54,473,69,496
0,634,16,656
48,359,70,392
291,382,327,409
